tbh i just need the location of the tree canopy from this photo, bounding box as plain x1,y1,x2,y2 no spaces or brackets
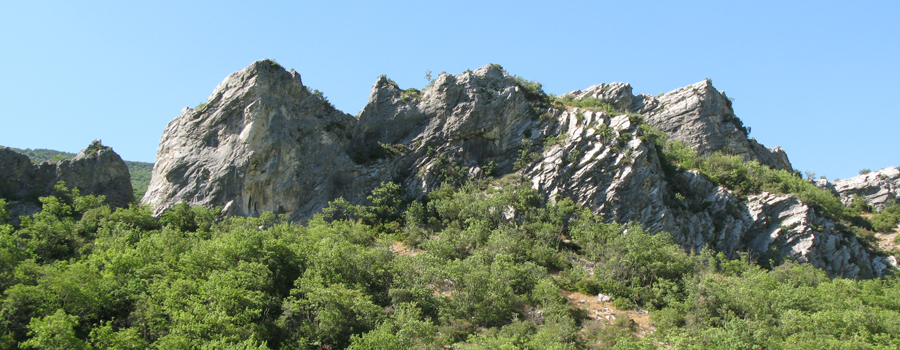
0,178,898,349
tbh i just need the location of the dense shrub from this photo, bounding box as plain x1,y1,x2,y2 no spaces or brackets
638,123,849,222
1,181,899,349
872,203,900,233
552,95,620,114
656,262,900,349
513,76,546,101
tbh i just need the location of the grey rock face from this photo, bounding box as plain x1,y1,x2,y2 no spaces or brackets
522,116,879,278
0,148,38,200
0,149,44,224
564,82,634,111
833,167,900,211
374,65,547,196
812,178,839,197
740,193,873,278
0,141,134,222
141,60,358,218
143,60,884,278
630,80,793,171
43,141,135,207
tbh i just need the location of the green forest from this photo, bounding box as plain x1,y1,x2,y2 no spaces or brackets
2,147,153,200
1,166,900,349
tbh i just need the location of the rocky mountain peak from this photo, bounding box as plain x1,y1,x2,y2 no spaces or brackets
142,59,357,218
631,79,793,171
208,59,302,100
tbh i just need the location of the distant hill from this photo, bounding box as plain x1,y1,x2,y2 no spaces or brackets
4,146,153,200
6,147,75,164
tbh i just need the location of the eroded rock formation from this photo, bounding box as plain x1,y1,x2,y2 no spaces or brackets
833,167,900,211
142,60,888,278
1,141,134,222
141,60,358,219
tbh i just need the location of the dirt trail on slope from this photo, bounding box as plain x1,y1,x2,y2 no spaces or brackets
561,290,654,338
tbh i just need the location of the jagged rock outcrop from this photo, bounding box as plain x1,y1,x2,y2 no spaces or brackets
732,192,879,277
0,149,43,223
46,141,135,207
141,60,358,218
0,141,134,222
143,60,886,278
812,178,840,197
519,110,879,278
833,167,900,211
630,80,792,171
564,83,634,111
564,80,792,171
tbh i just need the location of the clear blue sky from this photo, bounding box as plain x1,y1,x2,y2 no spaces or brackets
1,1,897,180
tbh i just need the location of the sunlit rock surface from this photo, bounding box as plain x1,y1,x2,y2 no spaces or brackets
142,60,886,278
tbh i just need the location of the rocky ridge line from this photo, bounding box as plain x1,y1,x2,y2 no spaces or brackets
141,60,891,278
1,140,134,223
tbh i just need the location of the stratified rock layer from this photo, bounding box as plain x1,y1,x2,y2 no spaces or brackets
563,80,793,171
143,60,886,278
833,167,900,211
634,80,792,171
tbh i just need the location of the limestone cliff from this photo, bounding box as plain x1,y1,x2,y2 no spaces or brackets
0,141,134,222
141,60,358,218
142,60,888,278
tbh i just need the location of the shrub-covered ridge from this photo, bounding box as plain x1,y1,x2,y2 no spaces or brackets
1,180,899,349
